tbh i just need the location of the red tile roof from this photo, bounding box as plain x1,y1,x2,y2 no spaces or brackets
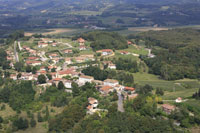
124,87,135,91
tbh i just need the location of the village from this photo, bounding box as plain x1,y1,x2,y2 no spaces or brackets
5,36,178,116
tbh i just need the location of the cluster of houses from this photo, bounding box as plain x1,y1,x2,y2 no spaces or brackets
38,38,59,48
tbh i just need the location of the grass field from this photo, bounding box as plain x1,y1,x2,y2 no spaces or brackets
162,88,198,100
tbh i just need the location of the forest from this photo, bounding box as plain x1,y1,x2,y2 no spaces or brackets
77,31,128,51
130,28,200,80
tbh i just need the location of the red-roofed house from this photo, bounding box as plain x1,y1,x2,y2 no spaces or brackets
38,42,48,48
96,49,113,56
26,60,41,66
87,97,98,114
77,38,85,45
64,49,73,54
162,104,176,114
99,85,114,95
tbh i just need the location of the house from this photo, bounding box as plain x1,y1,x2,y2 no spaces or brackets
108,63,116,69
38,42,48,48
175,97,182,103
74,57,85,63
104,79,119,87
79,45,87,51
87,97,98,115
10,74,17,80
96,49,113,56
64,49,73,54
65,58,72,65
27,56,40,60
120,51,130,55
20,73,35,80
124,86,135,92
57,68,76,78
63,80,72,88
50,72,57,79
37,70,47,75
162,104,176,114
26,60,41,66
99,85,113,95
51,43,58,47
79,75,94,85
123,87,135,94
92,80,103,85
80,54,95,61
77,38,85,45
127,41,132,45
49,53,58,59
52,78,62,85
52,58,60,64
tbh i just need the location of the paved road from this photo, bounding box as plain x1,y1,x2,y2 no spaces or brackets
117,92,125,112
14,41,19,62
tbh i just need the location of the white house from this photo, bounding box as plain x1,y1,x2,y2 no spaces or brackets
65,58,72,65
79,75,94,85
108,63,116,69
104,79,119,87
38,42,48,48
63,80,72,88
96,49,113,56
175,97,182,103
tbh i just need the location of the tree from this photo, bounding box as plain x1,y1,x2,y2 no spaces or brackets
26,65,32,73
32,67,37,74
38,74,46,84
17,73,22,79
46,74,52,80
72,82,80,97
44,106,49,121
51,68,56,72
14,62,24,72
58,81,65,90
30,117,36,127
37,112,43,122
156,88,164,96
13,117,29,130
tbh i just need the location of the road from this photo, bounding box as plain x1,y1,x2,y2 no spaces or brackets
18,41,22,51
14,41,19,62
117,92,125,112
64,43,73,48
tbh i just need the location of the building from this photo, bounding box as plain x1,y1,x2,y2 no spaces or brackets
120,51,130,55
79,45,87,51
26,60,41,66
63,80,72,88
96,49,113,56
87,97,99,115
38,42,48,48
99,85,113,95
108,63,116,69
65,58,72,65
79,75,94,85
175,97,182,103
57,68,76,78
162,104,176,114
77,38,85,45
104,79,119,87
64,49,73,54
27,56,40,60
